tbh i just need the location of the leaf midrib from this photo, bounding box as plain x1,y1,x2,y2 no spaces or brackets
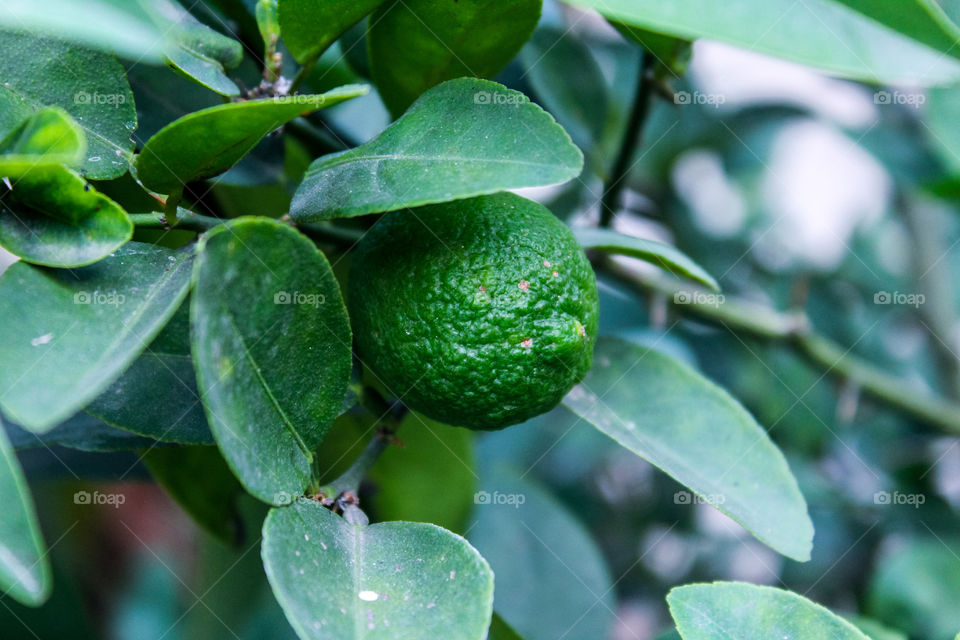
222,312,313,459
307,152,574,177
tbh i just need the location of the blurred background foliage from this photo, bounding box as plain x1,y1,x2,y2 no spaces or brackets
3,0,960,638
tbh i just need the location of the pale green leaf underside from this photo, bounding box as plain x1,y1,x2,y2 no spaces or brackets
574,228,719,291
563,338,813,561
0,420,50,607
563,0,960,85
668,582,870,640
262,500,494,640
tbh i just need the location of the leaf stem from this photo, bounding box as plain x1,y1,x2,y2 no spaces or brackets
605,258,960,435
287,58,317,96
600,49,658,228
128,211,223,233
328,426,397,498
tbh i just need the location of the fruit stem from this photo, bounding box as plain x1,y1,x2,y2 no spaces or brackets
600,49,658,228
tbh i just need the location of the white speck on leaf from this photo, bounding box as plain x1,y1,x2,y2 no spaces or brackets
358,591,378,602
30,333,53,346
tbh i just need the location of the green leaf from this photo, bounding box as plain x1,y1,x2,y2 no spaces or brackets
574,228,719,291
0,416,50,607
833,0,960,60
156,0,244,96
611,23,692,75
520,27,609,153
847,617,909,640
561,0,960,85
0,31,137,179
0,0,166,62
278,0,385,64
5,413,158,452
487,613,525,640
468,466,614,640
290,78,583,221
262,500,494,640
85,303,213,445
367,412,475,533
135,85,368,194
925,88,960,175
867,537,960,640
0,107,86,173
667,582,870,640
562,338,813,561
143,446,243,545
0,0,244,83
0,165,133,267
0,243,194,433
368,0,542,117
191,218,352,505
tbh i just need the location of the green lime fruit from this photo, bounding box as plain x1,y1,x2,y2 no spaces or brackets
349,192,599,430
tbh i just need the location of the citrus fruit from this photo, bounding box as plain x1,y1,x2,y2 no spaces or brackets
348,192,599,430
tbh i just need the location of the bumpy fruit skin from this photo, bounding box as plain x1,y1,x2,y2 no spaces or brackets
349,192,599,430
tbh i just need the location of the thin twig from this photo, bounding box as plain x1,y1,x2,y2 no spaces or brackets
600,50,657,228
605,259,960,435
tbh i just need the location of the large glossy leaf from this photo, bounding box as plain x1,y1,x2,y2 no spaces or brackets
368,0,541,117
86,303,212,444
278,0,385,64
563,338,813,561
136,85,368,194
144,446,243,545
0,31,136,179
367,412,475,533
0,243,194,433
0,417,50,607
562,0,960,85
468,466,614,640
0,107,86,173
0,165,133,267
191,219,352,505
4,413,157,452
290,78,583,221
574,228,719,291
668,582,869,640
262,500,494,640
